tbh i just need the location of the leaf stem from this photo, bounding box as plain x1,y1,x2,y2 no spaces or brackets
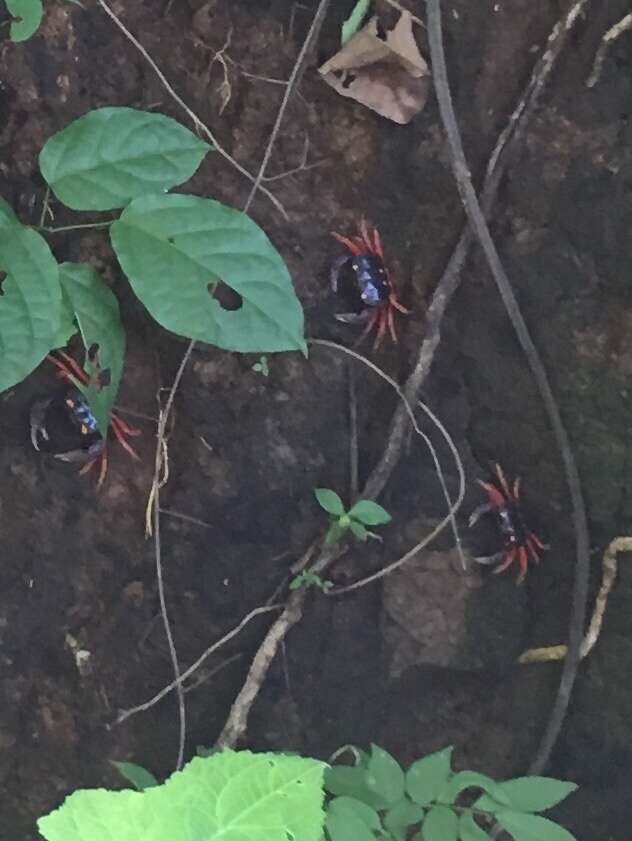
38,220,114,233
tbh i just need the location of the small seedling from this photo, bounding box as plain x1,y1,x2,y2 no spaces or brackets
314,488,392,546
252,355,269,377
289,569,333,592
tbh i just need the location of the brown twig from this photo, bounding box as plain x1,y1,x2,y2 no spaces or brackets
112,606,282,726
96,0,288,219
424,0,591,776
586,12,632,88
213,339,462,747
243,0,332,212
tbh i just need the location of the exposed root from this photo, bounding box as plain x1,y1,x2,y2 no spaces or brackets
518,536,629,663
586,13,632,88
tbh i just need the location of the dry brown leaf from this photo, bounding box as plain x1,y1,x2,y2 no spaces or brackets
319,10,429,124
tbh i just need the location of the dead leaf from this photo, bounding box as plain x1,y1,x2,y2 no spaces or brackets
319,10,429,124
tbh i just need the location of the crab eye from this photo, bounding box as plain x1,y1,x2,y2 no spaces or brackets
352,263,359,271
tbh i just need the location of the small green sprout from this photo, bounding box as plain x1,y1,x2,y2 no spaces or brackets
289,569,333,593
314,488,392,546
252,355,269,376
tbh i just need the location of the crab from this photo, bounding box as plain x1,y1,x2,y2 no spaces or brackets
30,348,140,488
330,220,410,348
468,463,547,584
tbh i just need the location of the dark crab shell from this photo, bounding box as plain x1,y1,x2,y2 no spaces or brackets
30,386,105,465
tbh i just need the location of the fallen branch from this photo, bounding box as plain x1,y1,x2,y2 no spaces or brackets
424,0,591,776
214,339,462,748
112,605,282,726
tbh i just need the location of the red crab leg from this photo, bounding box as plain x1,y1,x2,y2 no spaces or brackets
389,294,411,314
373,308,388,350
387,304,398,344
513,476,521,498
516,545,529,584
529,531,547,550
526,534,542,563
110,413,141,438
110,415,141,460
373,226,384,258
492,545,517,575
354,309,380,347
332,232,363,255
477,479,506,509
495,464,513,499
48,352,89,385
359,219,375,254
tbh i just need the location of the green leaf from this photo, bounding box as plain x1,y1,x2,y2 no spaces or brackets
0,196,18,227
349,500,392,526
496,811,578,841
111,193,306,353
325,809,376,841
406,747,453,807
350,520,369,541
325,766,388,810
6,0,43,42
39,107,210,211
459,811,491,841
366,745,405,807
0,224,61,393
315,488,346,516
58,263,125,433
110,761,158,791
421,805,458,841
383,798,425,833
329,796,381,830
341,0,371,45
439,771,508,806
475,778,577,814
38,749,325,841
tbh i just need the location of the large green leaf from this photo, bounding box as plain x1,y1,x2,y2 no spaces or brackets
366,745,404,807
474,778,577,814
6,0,43,42
0,223,61,392
38,750,325,841
58,262,125,433
406,748,453,808
496,811,577,841
39,107,210,211
421,805,458,841
110,194,306,353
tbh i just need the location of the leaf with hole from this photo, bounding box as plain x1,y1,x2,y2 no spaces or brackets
459,811,491,841
496,811,578,841
341,0,371,45
421,804,458,841
406,747,453,807
111,194,306,353
6,0,43,42
349,500,392,526
315,488,345,516
39,107,211,211
0,224,61,393
110,761,158,792
474,778,577,814
58,263,125,433
366,745,405,807
38,749,325,841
